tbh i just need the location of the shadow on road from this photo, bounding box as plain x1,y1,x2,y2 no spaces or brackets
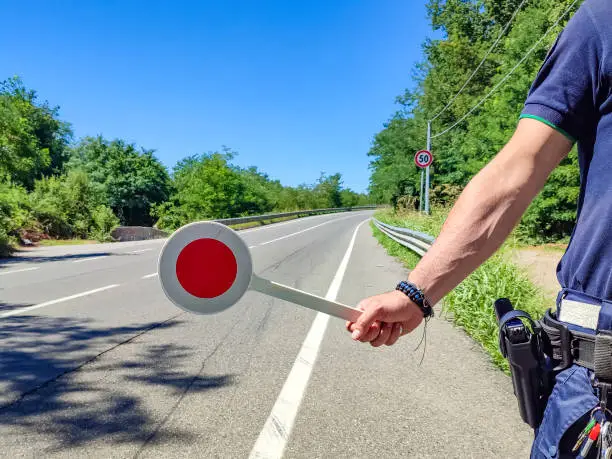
0,302,33,314
0,252,115,268
0,315,232,452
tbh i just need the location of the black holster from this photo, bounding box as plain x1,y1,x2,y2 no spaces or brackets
495,299,553,429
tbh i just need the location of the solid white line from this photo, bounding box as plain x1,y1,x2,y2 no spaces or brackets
141,273,158,279
128,248,153,254
73,256,107,263
0,284,120,318
0,267,40,276
249,218,369,459
256,215,355,247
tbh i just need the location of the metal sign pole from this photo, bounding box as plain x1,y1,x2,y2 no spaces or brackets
425,121,431,214
419,169,424,212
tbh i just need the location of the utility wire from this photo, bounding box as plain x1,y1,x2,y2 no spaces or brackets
431,0,580,140
429,0,530,123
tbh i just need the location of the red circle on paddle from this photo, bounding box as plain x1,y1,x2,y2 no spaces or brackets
175,238,238,298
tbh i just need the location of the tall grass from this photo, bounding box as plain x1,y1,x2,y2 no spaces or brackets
374,208,548,372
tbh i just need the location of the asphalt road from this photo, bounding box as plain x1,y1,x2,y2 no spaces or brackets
0,211,532,458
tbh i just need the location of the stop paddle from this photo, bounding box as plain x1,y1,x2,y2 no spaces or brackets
158,221,362,322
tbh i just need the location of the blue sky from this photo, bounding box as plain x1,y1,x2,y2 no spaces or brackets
1,1,433,193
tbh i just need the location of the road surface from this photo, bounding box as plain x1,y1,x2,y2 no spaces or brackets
0,211,532,458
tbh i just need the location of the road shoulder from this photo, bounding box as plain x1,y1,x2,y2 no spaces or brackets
286,224,532,458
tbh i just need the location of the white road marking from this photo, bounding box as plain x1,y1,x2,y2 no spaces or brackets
73,256,107,263
249,218,368,459
239,215,323,234
240,218,299,233
255,215,355,248
0,267,40,276
0,284,120,318
239,210,369,234
141,273,158,279
128,248,153,254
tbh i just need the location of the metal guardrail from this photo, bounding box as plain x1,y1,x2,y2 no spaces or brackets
372,218,435,257
113,207,378,242
215,206,377,226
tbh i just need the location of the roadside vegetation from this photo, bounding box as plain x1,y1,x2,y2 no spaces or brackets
368,0,581,245
365,1,583,370
374,208,547,371
0,77,371,256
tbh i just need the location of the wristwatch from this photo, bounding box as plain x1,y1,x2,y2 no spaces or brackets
395,281,434,318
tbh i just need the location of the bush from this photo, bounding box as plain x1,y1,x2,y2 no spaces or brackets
91,205,120,241
0,180,32,255
30,170,117,240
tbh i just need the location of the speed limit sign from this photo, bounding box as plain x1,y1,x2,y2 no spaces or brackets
414,150,433,168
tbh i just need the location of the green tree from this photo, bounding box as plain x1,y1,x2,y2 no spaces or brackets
153,151,371,230
368,0,582,241
0,77,72,188
68,136,171,226
236,166,276,215
153,152,247,229
313,173,343,208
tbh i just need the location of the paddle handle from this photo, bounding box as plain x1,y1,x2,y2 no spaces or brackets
250,274,362,322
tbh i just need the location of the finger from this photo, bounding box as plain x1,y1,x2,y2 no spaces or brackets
361,321,382,343
385,323,402,346
371,322,392,347
351,303,383,341
347,321,372,334
348,320,380,341
346,301,367,332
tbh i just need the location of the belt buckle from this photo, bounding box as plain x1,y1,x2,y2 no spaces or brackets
543,309,573,371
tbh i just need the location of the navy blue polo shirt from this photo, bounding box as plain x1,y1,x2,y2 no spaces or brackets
520,0,612,300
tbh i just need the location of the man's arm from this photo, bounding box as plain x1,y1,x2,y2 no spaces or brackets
409,118,572,303
349,118,574,345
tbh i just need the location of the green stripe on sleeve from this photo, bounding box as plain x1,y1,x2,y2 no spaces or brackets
519,114,576,143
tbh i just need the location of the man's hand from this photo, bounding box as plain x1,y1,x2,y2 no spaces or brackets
345,290,423,347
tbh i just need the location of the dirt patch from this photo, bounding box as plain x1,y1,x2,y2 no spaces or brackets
512,247,564,305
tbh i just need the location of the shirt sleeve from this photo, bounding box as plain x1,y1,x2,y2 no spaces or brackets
520,4,602,143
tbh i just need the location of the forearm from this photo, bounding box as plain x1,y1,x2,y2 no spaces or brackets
408,121,571,304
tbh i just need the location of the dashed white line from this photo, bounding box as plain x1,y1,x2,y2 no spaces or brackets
0,267,40,276
128,248,153,254
249,218,368,459
255,215,355,248
0,284,120,318
141,273,158,279
239,215,321,234
73,256,107,263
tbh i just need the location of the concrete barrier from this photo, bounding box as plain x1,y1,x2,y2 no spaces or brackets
111,226,168,242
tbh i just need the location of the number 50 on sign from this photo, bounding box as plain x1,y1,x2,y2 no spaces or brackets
414,150,433,168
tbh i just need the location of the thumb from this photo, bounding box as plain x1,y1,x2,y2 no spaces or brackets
352,304,382,341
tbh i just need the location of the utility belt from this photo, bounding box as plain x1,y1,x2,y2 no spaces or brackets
496,291,612,430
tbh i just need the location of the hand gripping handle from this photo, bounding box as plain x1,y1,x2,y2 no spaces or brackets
250,274,362,322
